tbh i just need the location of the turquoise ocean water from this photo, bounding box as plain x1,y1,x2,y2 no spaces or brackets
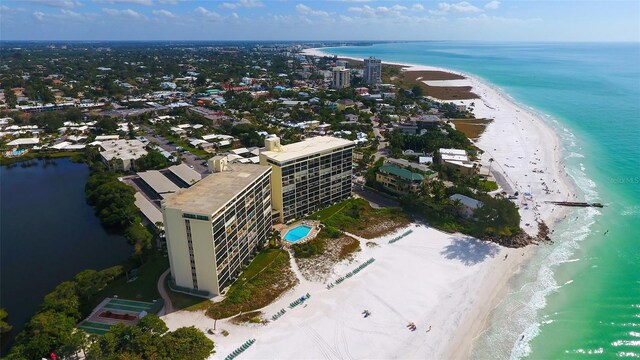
322,42,640,359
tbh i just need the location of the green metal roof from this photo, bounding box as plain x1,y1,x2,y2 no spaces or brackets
379,165,424,181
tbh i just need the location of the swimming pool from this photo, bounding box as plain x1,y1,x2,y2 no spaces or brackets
284,225,312,242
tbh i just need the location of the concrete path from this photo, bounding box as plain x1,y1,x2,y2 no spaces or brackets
157,268,175,315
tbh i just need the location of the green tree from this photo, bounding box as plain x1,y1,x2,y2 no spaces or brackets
136,149,170,171
41,281,81,319
126,222,153,255
10,311,77,359
0,308,12,334
74,270,107,301
137,314,168,335
160,326,214,360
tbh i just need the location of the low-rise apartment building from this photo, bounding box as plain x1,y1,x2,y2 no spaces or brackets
376,165,425,195
99,139,147,171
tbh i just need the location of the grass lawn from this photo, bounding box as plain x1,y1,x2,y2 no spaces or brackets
478,179,499,192
165,135,211,159
205,249,297,319
308,201,351,222
310,198,410,239
165,277,209,311
88,253,169,311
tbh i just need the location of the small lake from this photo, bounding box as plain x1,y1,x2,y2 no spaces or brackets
0,158,132,354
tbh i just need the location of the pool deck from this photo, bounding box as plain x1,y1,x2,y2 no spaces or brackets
279,220,322,245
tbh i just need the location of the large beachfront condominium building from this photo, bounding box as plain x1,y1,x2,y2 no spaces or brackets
162,162,272,297
260,136,355,223
332,66,351,89
363,57,382,84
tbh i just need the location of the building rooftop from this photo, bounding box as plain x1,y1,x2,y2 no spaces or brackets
100,139,147,161
134,193,163,225
439,148,467,156
163,164,271,216
386,158,431,173
449,194,484,209
260,136,354,163
138,170,180,195
7,138,39,146
168,163,202,186
379,165,424,182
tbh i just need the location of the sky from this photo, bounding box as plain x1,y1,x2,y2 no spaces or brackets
0,0,639,42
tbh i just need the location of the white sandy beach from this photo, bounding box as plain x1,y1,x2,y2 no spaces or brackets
163,225,529,360
161,48,575,360
302,47,574,235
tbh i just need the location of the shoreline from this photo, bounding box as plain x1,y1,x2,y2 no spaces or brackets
163,225,540,360
160,47,577,360
302,47,576,358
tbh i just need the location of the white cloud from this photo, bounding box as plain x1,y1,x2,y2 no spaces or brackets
28,0,82,9
348,4,407,18
485,0,500,9
0,5,26,14
102,8,145,19
220,0,264,10
152,9,175,17
460,13,541,24
60,9,82,17
411,4,425,11
94,0,153,6
33,11,46,20
295,4,329,17
430,1,482,15
158,0,180,4
194,6,221,20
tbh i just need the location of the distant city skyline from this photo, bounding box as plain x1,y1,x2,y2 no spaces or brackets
1,0,639,42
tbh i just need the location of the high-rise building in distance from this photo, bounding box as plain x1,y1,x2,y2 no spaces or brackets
363,57,382,84
332,66,351,89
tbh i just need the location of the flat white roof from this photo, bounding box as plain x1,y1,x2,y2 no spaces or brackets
163,164,271,216
441,154,469,162
95,135,119,141
7,138,39,146
450,194,484,209
168,163,202,185
260,136,354,163
439,148,467,156
138,170,180,194
100,139,147,161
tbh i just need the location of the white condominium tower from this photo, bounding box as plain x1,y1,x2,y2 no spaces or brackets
363,57,382,84
162,161,272,296
332,66,351,89
260,136,355,224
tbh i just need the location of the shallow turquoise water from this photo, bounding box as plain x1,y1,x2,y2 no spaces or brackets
324,42,640,359
284,225,312,242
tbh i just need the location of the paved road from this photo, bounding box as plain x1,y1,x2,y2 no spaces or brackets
372,119,389,160
142,126,208,174
352,184,399,209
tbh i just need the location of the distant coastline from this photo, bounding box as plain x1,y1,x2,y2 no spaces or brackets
303,46,576,358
